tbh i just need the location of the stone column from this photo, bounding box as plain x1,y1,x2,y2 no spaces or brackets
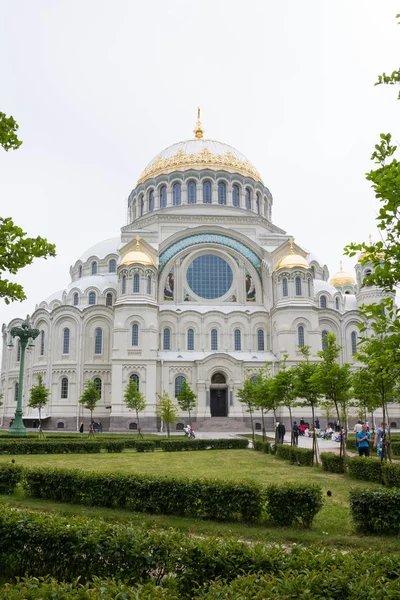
167,184,172,207
181,184,188,205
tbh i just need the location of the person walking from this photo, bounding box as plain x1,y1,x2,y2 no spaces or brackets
357,424,371,457
277,421,286,444
292,421,299,446
79,421,84,433
374,422,387,458
315,418,320,434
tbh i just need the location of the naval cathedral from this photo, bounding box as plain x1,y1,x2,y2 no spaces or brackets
0,113,386,431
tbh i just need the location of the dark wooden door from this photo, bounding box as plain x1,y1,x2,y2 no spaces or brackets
210,389,227,416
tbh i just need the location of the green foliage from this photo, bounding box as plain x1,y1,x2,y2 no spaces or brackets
159,438,249,452
79,380,100,422
0,464,23,493
292,346,320,464
0,441,104,454
350,488,400,535
135,440,156,452
123,379,146,436
176,380,197,424
347,457,383,483
27,374,50,433
156,391,178,438
0,217,56,304
275,444,314,466
320,452,346,474
0,112,22,151
265,483,323,528
253,440,270,453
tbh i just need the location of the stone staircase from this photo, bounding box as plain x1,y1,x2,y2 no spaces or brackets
195,417,251,432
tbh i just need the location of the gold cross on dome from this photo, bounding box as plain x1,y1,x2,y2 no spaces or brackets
135,235,141,250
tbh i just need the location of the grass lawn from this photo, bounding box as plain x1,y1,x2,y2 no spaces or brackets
1,449,397,551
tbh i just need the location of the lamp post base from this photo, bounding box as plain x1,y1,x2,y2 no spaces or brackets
8,411,27,436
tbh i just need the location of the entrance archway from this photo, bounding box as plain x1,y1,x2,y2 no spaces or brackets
210,372,228,417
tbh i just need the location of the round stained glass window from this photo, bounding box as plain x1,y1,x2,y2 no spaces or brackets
187,255,233,299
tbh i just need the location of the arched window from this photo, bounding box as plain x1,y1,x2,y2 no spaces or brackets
94,328,102,354
88,292,96,305
109,259,116,273
335,297,340,310
282,278,288,297
203,180,212,203
94,377,102,397
61,377,68,399
218,182,226,205
245,188,251,210
73,292,79,306
163,327,171,350
17,341,21,362
106,293,113,306
234,329,241,351
91,261,98,275
257,329,265,351
160,185,167,208
57,421,65,429
175,375,186,397
232,184,240,207
140,195,144,216
187,328,194,351
188,181,197,204
351,331,357,355
147,276,151,295
295,277,302,296
78,265,83,278
63,328,70,354
133,273,140,293
148,190,154,212
14,382,18,402
40,330,45,356
122,275,126,294
132,324,139,346
320,295,327,309
298,326,305,348
322,330,328,351
129,422,138,430
173,182,181,205
130,373,139,389
256,193,261,214
211,328,218,351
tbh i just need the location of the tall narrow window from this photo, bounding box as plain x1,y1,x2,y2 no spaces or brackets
95,328,103,354
61,377,68,399
173,182,181,205
88,292,96,305
203,181,212,203
130,373,139,389
256,193,261,214
163,327,171,350
298,326,305,348
234,329,241,351
175,375,186,397
320,295,327,308
211,328,218,351
94,377,102,397
14,382,19,402
140,195,144,216
91,261,98,275
232,184,240,207
149,190,154,212
322,330,328,351
308,278,311,297
187,328,194,351
73,292,79,306
106,293,113,306
17,341,21,362
40,330,45,356
295,277,302,296
351,331,357,355
257,329,265,351
335,297,340,310
133,273,140,293
147,276,151,295
63,328,70,354
122,275,127,294
245,188,251,210
282,278,288,297
78,265,83,278
160,185,167,208
109,259,116,273
188,181,197,204
218,182,226,205
132,324,139,346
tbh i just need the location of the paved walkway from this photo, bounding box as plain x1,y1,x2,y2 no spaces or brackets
193,430,340,451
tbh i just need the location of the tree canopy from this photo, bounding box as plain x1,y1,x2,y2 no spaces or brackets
123,379,146,437
0,112,22,151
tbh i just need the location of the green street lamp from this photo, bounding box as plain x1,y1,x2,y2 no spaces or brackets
8,317,39,436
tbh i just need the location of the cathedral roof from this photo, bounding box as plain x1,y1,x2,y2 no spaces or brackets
78,237,120,262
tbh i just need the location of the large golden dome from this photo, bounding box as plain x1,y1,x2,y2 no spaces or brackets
330,261,355,286
275,240,309,270
137,110,263,185
120,236,154,267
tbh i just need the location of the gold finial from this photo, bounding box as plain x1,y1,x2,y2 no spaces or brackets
289,239,294,253
135,235,141,250
369,233,372,246
194,107,205,139
340,260,343,272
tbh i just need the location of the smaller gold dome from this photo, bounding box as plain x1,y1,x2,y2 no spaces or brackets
330,261,355,286
120,236,155,267
276,240,309,270
358,235,384,263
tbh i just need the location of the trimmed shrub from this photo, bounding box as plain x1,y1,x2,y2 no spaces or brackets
159,438,249,452
320,452,345,474
265,483,323,528
135,440,156,452
275,444,314,466
253,440,270,453
350,488,400,534
103,441,125,453
0,464,23,494
347,457,383,483
382,462,400,487
390,441,400,456
0,441,102,454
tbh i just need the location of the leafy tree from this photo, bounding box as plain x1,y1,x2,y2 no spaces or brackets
250,371,271,441
271,355,297,444
237,377,258,444
319,399,335,425
79,381,100,431
156,391,178,438
352,367,381,428
0,217,56,304
176,380,197,427
292,346,320,465
123,379,146,437
27,374,50,436
0,112,22,151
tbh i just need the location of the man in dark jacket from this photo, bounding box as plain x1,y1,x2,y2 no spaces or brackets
292,422,299,446
277,421,286,444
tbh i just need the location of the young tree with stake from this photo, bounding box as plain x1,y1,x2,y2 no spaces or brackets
79,381,100,433
124,379,146,437
28,374,50,437
176,380,197,427
156,391,178,438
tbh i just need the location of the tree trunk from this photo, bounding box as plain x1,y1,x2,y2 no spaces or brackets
188,409,192,428
261,409,266,442
38,405,44,438
249,406,255,445
167,422,170,438
288,406,293,447
136,409,143,438
311,404,318,466
273,409,278,446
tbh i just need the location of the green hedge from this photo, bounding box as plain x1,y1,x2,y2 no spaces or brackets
275,444,314,466
159,438,249,452
320,452,346,473
253,440,270,453
265,483,323,528
350,488,400,535
0,464,23,494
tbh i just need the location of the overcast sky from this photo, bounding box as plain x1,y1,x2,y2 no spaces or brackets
0,0,399,329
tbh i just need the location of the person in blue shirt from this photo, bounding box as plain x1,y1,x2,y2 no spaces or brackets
356,424,371,457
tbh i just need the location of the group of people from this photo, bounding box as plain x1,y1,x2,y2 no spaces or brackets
79,420,103,434
354,420,387,458
183,424,195,439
